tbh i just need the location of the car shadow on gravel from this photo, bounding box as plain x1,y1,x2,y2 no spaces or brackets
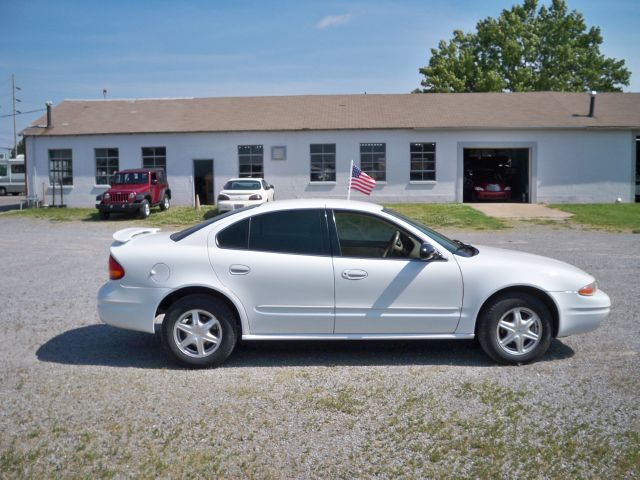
36,324,575,369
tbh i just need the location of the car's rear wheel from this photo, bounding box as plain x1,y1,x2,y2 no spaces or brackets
0,187,6,196
477,293,552,365
160,194,170,211
139,199,151,218
161,295,237,368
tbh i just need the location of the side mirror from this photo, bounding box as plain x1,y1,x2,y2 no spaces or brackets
419,242,440,261
269,184,274,190
151,178,158,185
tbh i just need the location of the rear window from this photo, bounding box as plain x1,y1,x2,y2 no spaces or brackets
223,180,261,190
170,206,256,242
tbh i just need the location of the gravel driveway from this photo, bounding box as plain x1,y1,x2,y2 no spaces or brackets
0,217,638,478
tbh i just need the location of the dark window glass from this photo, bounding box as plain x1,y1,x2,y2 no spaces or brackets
360,143,386,181
217,218,250,249
249,210,327,255
0,165,6,176
48,149,73,185
409,143,436,181
238,145,264,178
310,144,336,182
334,211,419,259
11,164,25,174
142,146,166,172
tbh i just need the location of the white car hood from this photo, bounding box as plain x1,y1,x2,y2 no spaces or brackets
455,244,594,292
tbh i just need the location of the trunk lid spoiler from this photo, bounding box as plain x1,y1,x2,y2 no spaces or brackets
113,227,160,244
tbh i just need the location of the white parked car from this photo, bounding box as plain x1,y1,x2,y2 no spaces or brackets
97,199,610,368
217,178,274,213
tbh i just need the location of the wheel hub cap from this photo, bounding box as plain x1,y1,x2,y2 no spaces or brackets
496,307,542,356
173,309,222,358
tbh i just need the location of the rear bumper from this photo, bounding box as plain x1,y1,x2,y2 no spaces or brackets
97,202,142,213
218,199,265,212
550,289,610,337
97,282,170,334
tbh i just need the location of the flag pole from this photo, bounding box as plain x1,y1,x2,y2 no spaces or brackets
347,159,353,200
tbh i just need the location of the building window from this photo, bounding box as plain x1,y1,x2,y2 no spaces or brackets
360,143,386,181
95,148,119,185
410,143,436,181
310,144,336,182
238,145,264,177
48,149,73,185
142,147,166,171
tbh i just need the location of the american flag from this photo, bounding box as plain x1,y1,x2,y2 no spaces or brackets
350,164,377,195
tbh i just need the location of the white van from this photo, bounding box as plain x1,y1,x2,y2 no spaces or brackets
0,154,25,195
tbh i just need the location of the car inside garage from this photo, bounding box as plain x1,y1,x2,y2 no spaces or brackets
463,148,530,203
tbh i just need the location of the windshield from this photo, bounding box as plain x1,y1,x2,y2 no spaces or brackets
223,180,261,190
112,172,148,185
384,208,467,254
170,205,258,242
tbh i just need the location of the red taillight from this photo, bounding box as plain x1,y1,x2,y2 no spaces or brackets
109,255,125,280
218,193,230,201
249,194,262,200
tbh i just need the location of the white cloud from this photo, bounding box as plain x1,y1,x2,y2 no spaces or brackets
317,14,352,29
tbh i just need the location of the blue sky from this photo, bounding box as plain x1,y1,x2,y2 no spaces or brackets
0,0,638,152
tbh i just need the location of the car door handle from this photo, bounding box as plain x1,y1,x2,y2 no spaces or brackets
341,269,368,280
229,264,251,275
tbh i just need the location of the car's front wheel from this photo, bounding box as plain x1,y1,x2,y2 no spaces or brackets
161,295,237,368
160,194,170,211
477,293,552,364
139,199,151,218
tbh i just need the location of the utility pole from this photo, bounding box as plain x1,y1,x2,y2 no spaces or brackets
12,74,21,158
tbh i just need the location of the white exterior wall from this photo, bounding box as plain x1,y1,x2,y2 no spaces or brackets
24,128,635,207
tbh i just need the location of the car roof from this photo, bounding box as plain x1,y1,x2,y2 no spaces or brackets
250,198,384,213
224,177,264,182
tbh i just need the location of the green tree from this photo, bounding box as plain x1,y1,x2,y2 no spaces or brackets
416,0,630,93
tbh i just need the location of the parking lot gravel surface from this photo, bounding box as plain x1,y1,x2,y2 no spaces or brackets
0,216,638,478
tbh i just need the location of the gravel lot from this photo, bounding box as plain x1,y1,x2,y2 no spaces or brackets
0,217,638,478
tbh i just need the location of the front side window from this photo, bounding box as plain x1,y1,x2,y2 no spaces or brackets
238,145,263,178
249,210,328,255
95,148,119,185
310,144,336,182
410,143,436,181
48,149,73,185
360,143,386,181
142,147,166,172
333,210,420,259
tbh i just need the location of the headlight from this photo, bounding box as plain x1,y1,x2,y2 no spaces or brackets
128,192,136,199
104,192,111,200
504,186,512,191
578,282,597,296
474,186,484,191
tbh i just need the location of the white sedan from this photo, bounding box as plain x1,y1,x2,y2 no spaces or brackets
97,199,610,368
217,178,274,213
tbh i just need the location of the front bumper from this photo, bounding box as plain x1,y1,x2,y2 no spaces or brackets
97,202,142,213
475,191,511,200
550,289,610,337
97,282,170,334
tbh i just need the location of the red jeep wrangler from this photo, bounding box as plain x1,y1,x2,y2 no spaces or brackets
96,168,171,219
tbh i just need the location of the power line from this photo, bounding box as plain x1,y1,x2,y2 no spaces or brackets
0,108,45,118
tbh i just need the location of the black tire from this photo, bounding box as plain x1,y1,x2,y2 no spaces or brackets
99,210,110,220
477,293,552,365
161,294,237,368
139,199,151,219
159,194,170,211
0,187,6,196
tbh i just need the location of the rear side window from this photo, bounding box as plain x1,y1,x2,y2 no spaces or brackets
217,218,249,249
249,210,328,255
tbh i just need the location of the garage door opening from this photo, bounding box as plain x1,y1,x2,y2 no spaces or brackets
463,148,530,203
